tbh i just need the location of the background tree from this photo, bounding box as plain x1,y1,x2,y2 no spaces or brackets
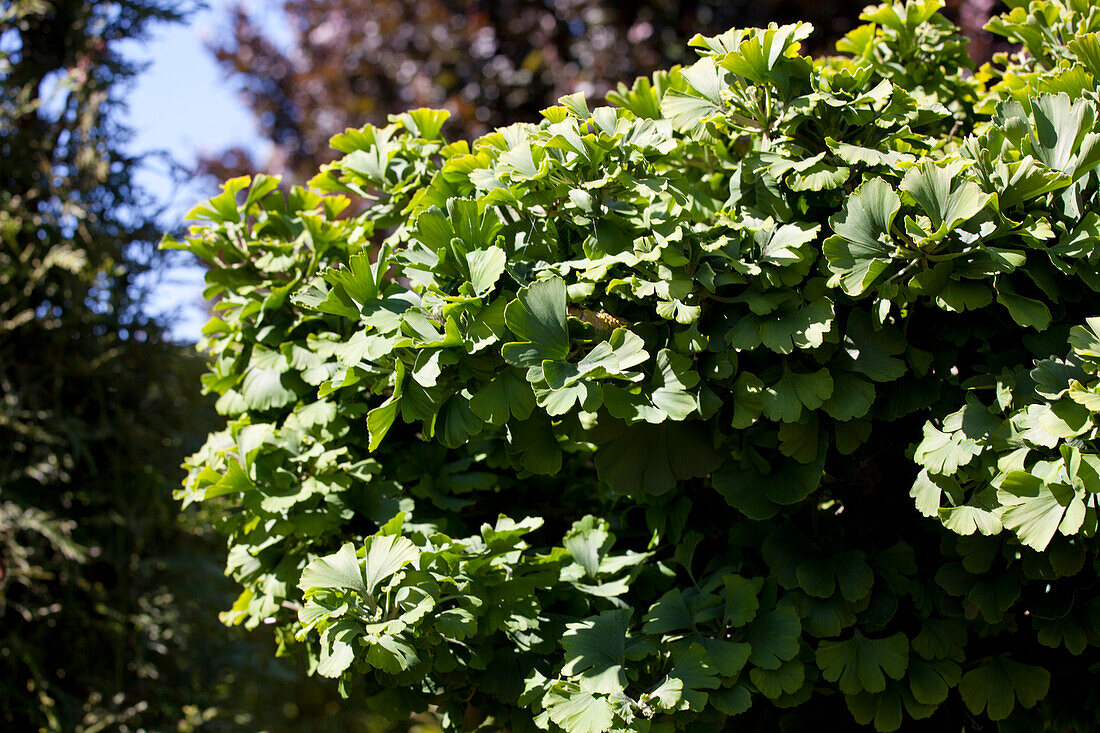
0,2,402,730
0,0,201,726
204,0,1003,185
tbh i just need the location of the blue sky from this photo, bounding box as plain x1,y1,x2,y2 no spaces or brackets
124,1,287,342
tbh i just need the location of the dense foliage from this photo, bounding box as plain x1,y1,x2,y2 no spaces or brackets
175,1,1100,730
202,0,1000,183
0,2,383,730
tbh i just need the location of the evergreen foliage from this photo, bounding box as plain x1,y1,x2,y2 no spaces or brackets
0,3,377,730
175,1,1100,730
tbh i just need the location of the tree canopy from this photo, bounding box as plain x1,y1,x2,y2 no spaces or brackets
176,1,1100,731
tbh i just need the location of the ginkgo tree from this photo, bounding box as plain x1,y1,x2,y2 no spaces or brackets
170,1,1100,730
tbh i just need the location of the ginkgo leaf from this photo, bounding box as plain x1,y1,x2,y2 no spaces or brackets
1027,93,1100,179
564,516,613,579
749,659,804,699
996,287,1052,331
299,543,367,595
466,246,507,295
363,534,420,594
762,367,833,422
815,631,909,695
913,423,980,475
900,161,990,236
241,347,297,410
823,178,901,295
958,656,1050,721
544,688,615,733
561,610,631,694
745,606,801,670
840,311,906,382
1069,317,1100,358
317,620,361,677
594,421,721,495
720,22,812,88
998,472,1086,551
502,277,570,367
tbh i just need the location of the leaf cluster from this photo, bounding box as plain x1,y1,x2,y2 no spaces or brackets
174,2,1100,730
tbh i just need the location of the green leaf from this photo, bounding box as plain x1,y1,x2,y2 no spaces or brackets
661,89,722,130
714,454,824,518
1028,93,1100,179
704,638,751,677
843,683,916,732
757,222,820,266
669,642,720,709
711,684,753,716
648,349,700,421
1031,358,1086,400
367,398,400,451
999,472,1085,551
900,161,990,236
907,657,960,706
824,179,901,295
911,619,966,663
731,372,766,428
643,589,697,635
367,362,405,451
506,417,563,474
543,687,615,733
720,23,812,87
642,677,683,712
1069,317,1100,359
402,107,450,139
564,516,613,580
363,534,420,594
293,278,361,318
723,574,761,627
437,608,477,640
958,656,1051,721
299,543,367,595
365,634,420,674
662,57,724,129
821,372,876,420
543,328,649,390
791,162,851,192
317,620,360,677
841,311,907,382
913,423,979,475
467,246,507,295
502,277,570,367
910,469,957,518
321,252,381,305
561,610,631,694
935,280,993,312
815,632,909,695
996,287,1052,331
241,347,297,410
749,659,804,699
434,395,484,448
745,606,801,670
595,422,722,496
470,370,536,426
763,367,833,422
